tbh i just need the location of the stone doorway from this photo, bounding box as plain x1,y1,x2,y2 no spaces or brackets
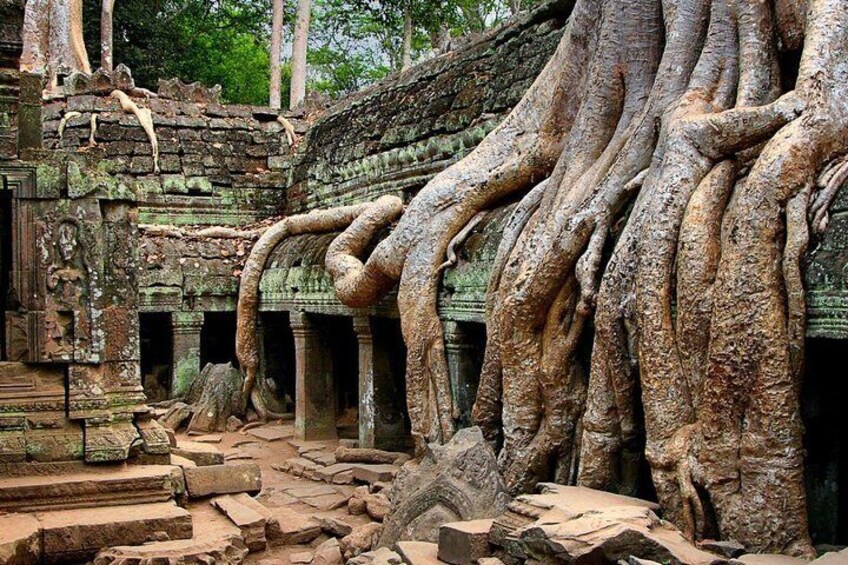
139,312,172,402
803,337,848,545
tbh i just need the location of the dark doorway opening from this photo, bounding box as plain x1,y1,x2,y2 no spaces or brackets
315,315,359,438
371,317,412,449
0,190,12,360
139,312,172,401
201,311,238,368
261,311,296,413
803,337,847,545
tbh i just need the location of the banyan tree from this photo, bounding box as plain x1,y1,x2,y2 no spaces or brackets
236,0,848,558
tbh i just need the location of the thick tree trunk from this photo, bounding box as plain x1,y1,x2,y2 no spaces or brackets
21,0,91,87
100,0,115,72
236,0,848,557
289,0,312,108
401,3,412,71
269,0,285,109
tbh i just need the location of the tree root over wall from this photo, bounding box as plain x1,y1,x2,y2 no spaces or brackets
238,0,848,557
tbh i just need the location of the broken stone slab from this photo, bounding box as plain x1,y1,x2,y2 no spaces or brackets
189,433,224,444
0,464,184,512
438,519,494,565
380,427,509,547
212,495,267,552
285,484,339,498
37,502,192,564
0,513,41,565
183,462,261,498
397,541,443,565
314,537,344,565
229,493,283,540
335,447,411,466
302,450,337,466
171,454,197,468
173,440,225,466
699,540,745,558
733,556,808,565
272,457,323,479
351,464,400,484
513,504,725,565
316,463,358,484
364,492,391,522
269,506,322,545
160,402,192,430
247,425,294,442
92,534,248,565
341,522,384,559
291,551,314,563
317,515,354,537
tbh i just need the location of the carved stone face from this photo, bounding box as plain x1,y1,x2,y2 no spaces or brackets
57,221,79,263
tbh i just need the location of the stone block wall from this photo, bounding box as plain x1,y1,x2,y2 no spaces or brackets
41,95,309,226
0,0,23,159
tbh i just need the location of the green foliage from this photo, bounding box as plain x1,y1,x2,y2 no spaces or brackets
82,0,544,104
83,0,279,105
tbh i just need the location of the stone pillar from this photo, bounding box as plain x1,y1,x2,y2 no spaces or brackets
444,320,481,429
171,311,203,398
353,316,407,450
291,311,337,441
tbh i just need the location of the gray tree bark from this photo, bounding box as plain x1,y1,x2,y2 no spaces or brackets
289,0,312,108
269,0,285,109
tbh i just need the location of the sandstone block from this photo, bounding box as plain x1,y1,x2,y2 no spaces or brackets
341,523,384,559
173,440,225,466
93,534,248,565
438,519,494,565
351,464,400,484
37,502,192,564
0,513,41,565
212,495,267,551
397,542,442,565
183,462,261,498
270,506,322,545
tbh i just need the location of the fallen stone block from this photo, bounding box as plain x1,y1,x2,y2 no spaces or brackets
317,515,353,537
735,555,807,565
303,450,337,466
811,548,848,564
93,534,248,565
170,454,197,468
229,493,282,540
699,540,745,558
0,513,41,565
189,433,223,444
247,425,294,442
272,457,323,479
160,402,192,430
183,462,261,498
351,464,400,484
291,550,314,563
173,440,225,466
316,463,358,483
341,522,384,559
348,547,404,565
397,541,443,565
212,495,267,551
314,537,344,565
438,519,494,565
335,447,411,465
270,506,322,545
37,502,192,564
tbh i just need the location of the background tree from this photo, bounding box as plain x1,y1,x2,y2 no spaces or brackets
270,0,285,108
289,0,311,107
100,0,115,71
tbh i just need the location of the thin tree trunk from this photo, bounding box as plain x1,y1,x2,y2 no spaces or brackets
289,0,312,108
21,0,91,87
269,0,284,109
401,2,412,71
100,0,115,72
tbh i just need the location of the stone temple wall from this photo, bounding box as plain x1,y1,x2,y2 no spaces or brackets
0,0,24,159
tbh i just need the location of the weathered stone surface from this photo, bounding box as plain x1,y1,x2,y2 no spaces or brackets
37,502,192,564
0,513,41,565
699,540,745,558
314,537,344,565
335,447,411,466
173,440,225,466
437,519,493,565
396,542,442,565
349,547,405,565
0,464,182,512
501,486,724,565
341,522,384,559
161,402,193,430
351,464,400,484
93,534,248,565
269,506,322,545
183,462,261,498
212,495,267,551
734,556,807,565
247,425,294,442
810,548,848,564
380,427,509,546
317,515,354,537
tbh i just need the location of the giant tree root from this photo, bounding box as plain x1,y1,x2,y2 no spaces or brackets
313,0,848,557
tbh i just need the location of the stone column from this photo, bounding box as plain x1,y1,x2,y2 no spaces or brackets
353,316,407,450
171,311,203,398
444,320,481,429
291,311,337,441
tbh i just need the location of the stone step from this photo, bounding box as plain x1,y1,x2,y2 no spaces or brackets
93,534,248,565
37,501,193,564
0,464,183,512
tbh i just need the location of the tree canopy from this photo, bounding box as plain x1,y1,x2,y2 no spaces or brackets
82,0,540,105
